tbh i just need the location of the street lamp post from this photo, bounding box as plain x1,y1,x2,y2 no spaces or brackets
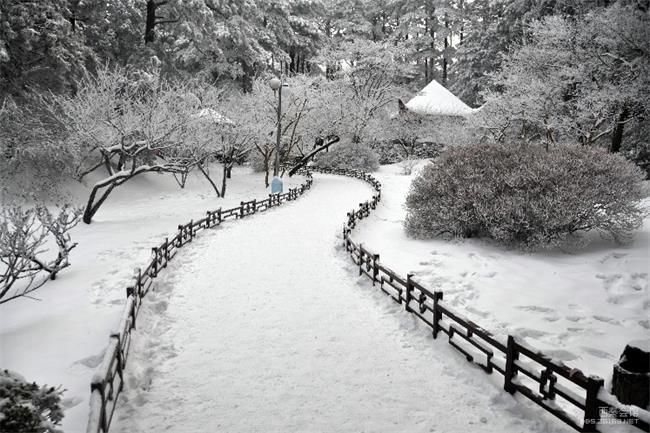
269,77,284,194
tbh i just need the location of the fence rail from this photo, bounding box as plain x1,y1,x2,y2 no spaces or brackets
313,166,649,433
86,173,313,433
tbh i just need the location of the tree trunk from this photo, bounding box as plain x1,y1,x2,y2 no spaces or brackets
458,0,465,45
83,182,118,224
220,164,228,197
145,0,157,44
429,8,436,82
197,163,221,197
610,107,629,153
443,14,449,85
241,60,255,93
83,167,161,223
289,47,296,75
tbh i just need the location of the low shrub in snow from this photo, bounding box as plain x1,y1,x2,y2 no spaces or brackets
313,141,380,172
405,143,647,249
371,139,445,164
0,370,64,433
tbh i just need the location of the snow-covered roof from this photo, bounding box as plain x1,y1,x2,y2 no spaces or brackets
194,108,233,125
405,79,476,117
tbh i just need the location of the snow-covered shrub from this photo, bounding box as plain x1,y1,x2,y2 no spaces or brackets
313,141,380,172
371,140,445,164
0,370,64,433
405,143,647,249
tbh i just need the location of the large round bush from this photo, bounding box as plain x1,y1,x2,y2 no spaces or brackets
405,143,647,249
313,141,380,172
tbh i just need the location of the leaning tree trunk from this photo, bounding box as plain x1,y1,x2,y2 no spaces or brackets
197,163,221,198
83,167,158,224
610,107,629,153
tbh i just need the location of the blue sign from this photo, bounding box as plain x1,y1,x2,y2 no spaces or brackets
271,177,283,194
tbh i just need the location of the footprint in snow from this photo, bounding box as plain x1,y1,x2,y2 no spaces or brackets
544,349,579,362
599,252,628,263
466,306,489,318
581,346,614,359
592,315,622,325
513,327,549,339
516,305,556,314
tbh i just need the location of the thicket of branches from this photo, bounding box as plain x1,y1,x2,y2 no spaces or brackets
0,205,80,304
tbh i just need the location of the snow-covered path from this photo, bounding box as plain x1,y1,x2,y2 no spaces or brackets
112,174,570,433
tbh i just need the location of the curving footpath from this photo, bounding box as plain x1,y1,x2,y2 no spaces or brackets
109,173,571,433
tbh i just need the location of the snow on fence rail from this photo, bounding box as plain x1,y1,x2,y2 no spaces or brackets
313,166,649,433
86,173,313,433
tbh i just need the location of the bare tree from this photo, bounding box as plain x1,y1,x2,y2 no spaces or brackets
1,205,81,304
41,67,206,223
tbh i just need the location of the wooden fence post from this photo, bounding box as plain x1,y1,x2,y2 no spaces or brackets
163,237,169,267
432,291,443,339
189,220,194,242
504,335,519,394
358,244,364,276
177,225,183,247
151,247,158,277
135,267,142,296
217,207,222,224
405,273,414,312
583,376,604,432
240,202,245,218
372,254,379,286
253,199,257,213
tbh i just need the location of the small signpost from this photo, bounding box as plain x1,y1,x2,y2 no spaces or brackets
271,176,283,194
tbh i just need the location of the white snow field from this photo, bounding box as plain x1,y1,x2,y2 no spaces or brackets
112,173,575,433
0,166,303,433
354,162,650,384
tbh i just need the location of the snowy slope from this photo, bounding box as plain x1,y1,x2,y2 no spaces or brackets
111,174,572,433
353,162,650,384
0,166,303,433
406,79,477,117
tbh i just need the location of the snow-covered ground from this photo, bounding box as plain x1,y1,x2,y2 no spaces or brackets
0,166,303,433
353,162,650,383
2,163,647,432
111,174,575,433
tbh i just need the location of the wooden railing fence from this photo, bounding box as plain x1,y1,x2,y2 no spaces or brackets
313,166,649,433
86,173,313,433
